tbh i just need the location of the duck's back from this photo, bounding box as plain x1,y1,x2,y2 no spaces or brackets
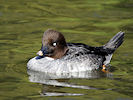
62,43,105,66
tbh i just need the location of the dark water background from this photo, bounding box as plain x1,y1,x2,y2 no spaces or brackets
0,0,133,100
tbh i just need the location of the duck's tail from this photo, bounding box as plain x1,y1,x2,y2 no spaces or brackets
103,31,124,65
104,31,124,51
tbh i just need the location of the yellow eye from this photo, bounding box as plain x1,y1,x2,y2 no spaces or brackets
53,42,57,46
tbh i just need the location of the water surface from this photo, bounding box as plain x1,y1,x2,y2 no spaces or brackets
0,0,133,100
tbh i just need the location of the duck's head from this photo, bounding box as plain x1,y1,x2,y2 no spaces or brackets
37,29,68,59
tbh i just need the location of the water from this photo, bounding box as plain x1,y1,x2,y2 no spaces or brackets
0,0,133,100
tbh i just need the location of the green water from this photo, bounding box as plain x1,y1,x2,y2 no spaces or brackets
0,0,133,100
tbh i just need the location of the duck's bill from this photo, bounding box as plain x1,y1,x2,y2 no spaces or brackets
37,46,53,57
37,50,43,56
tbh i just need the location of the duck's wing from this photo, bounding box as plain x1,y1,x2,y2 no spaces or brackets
67,43,113,66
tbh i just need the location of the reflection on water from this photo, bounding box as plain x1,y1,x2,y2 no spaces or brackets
27,69,110,79
27,70,112,96
40,92,83,96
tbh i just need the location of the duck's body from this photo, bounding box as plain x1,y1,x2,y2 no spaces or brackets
27,30,124,73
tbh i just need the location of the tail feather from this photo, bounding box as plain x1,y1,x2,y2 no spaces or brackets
103,31,124,65
104,31,124,50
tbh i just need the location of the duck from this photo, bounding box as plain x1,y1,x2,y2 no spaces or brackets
27,29,124,74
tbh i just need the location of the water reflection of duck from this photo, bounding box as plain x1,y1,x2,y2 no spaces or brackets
27,70,112,96
27,29,124,73
27,69,106,80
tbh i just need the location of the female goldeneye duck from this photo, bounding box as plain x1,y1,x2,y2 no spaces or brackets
27,29,124,73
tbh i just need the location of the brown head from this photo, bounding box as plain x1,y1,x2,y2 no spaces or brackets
37,29,68,59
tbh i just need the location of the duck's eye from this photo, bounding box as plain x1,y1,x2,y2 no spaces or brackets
52,42,57,46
